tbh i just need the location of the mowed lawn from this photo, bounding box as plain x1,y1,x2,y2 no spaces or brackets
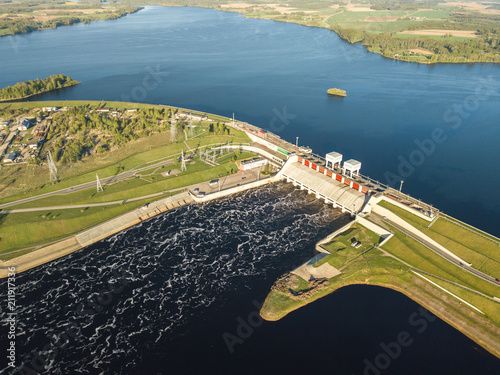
378,200,500,279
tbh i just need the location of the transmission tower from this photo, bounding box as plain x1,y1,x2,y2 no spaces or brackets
47,151,58,182
181,150,187,171
188,120,195,137
170,115,177,142
96,173,103,193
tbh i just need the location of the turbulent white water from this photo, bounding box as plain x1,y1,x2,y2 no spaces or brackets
1,183,349,374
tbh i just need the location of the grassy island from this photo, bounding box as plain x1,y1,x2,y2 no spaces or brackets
327,88,346,97
260,208,500,358
0,75,79,101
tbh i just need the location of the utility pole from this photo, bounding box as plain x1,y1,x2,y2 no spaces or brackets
96,173,103,192
399,180,404,194
181,150,187,171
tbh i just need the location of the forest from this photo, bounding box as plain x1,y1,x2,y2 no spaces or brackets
0,104,232,164
0,75,79,100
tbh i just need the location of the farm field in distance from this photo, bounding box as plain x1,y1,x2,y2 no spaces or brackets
134,0,500,63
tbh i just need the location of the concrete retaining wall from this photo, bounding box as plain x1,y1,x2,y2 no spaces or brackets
0,191,193,278
76,192,193,247
373,204,469,265
372,196,434,222
191,176,279,203
356,216,391,239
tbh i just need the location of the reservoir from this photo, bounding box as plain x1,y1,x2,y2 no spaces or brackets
0,6,498,374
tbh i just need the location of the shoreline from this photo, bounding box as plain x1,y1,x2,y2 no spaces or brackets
0,191,192,278
0,81,80,103
0,175,277,278
261,278,500,359
204,6,499,65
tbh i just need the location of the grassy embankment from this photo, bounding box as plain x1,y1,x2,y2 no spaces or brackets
0,101,253,258
260,216,500,357
378,200,500,279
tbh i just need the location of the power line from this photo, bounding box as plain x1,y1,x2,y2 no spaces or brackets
47,151,57,182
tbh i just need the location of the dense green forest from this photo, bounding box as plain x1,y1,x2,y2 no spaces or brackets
0,75,79,100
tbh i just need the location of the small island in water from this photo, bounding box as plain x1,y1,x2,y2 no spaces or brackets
327,88,346,97
0,74,79,102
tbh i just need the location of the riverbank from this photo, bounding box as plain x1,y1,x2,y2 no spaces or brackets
0,166,280,277
0,191,192,277
260,217,500,359
202,2,500,64
262,276,500,358
0,2,142,38
0,80,80,103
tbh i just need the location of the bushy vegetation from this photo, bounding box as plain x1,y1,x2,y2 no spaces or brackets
0,74,79,100
1,104,234,165
327,88,346,97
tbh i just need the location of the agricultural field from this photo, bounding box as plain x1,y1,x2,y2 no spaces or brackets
0,0,142,37
157,0,500,63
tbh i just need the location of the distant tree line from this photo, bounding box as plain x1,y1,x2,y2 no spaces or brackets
0,75,79,101
0,2,142,37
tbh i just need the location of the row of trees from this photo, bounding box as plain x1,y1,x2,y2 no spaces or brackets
0,75,79,100
331,25,500,63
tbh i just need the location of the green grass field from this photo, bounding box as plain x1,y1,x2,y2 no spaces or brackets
0,101,249,203
0,155,250,254
0,101,255,255
378,200,500,279
382,224,499,297
317,223,380,269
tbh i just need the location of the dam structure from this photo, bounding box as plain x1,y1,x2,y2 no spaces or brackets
229,120,439,220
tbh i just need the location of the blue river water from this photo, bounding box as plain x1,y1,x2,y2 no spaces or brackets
0,6,499,374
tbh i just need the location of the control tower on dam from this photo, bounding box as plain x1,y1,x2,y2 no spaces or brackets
229,119,438,220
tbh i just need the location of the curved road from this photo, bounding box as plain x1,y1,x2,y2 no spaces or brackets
376,213,500,288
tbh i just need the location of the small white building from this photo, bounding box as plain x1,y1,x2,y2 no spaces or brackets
17,118,30,131
326,151,342,169
343,159,362,177
29,139,42,150
42,107,59,112
240,157,268,171
177,112,208,122
0,120,10,128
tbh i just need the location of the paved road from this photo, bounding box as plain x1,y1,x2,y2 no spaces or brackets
0,158,175,210
0,141,252,210
0,168,263,214
376,213,500,287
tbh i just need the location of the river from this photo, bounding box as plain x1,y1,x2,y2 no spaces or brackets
0,6,498,374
